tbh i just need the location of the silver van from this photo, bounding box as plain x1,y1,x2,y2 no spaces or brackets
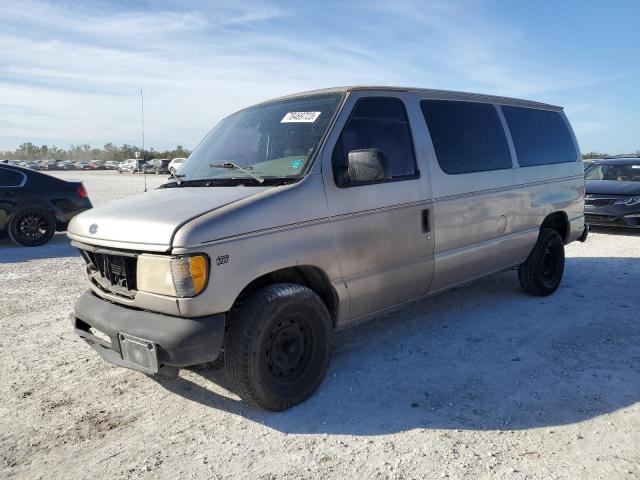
68,86,588,410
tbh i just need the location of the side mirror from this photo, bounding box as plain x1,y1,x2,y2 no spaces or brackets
346,148,390,185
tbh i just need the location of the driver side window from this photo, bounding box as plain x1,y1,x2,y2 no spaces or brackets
332,97,418,187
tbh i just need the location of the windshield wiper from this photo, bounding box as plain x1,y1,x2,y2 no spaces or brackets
162,176,298,188
168,171,185,186
209,162,264,184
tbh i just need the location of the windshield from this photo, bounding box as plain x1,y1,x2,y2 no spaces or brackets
178,93,343,184
585,163,640,181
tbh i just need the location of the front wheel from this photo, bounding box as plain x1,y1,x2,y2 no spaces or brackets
224,283,332,411
8,207,56,247
518,228,565,296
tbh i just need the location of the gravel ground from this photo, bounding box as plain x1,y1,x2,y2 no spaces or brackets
1,171,639,480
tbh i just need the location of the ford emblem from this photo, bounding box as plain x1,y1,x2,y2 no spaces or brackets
89,224,98,234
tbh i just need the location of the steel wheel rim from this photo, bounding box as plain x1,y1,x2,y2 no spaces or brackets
542,243,561,283
265,314,313,381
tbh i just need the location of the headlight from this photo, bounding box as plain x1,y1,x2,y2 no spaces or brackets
613,195,640,206
137,254,209,297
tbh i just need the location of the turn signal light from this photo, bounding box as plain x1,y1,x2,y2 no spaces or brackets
189,255,208,295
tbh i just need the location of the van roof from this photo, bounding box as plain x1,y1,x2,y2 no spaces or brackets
259,86,563,111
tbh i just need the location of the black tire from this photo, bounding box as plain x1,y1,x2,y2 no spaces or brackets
169,167,176,175
8,207,56,247
118,169,122,174
224,283,332,411
518,228,565,296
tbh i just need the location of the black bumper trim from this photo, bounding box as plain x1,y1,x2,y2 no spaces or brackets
579,223,589,242
73,291,225,370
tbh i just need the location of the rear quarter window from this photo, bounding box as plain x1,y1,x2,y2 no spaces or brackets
0,168,25,187
420,100,513,174
501,106,577,166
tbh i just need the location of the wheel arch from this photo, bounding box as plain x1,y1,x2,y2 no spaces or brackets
11,201,63,230
7,203,58,246
540,211,570,244
232,265,339,326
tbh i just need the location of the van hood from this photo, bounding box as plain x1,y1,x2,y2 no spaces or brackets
67,186,271,251
586,180,640,196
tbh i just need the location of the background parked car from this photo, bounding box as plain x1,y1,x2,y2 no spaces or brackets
118,158,147,173
0,164,92,246
89,160,106,170
118,158,136,173
168,157,186,174
56,161,74,170
105,160,118,170
42,159,60,170
143,158,170,174
584,157,640,229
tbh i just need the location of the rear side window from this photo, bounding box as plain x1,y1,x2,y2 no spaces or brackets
501,106,577,166
420,100,512,174
332,97,417,186
0,168,25,187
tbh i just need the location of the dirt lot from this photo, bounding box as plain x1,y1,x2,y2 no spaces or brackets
1,170,639,479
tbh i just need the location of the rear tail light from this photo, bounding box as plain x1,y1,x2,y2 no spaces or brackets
77,185,88,198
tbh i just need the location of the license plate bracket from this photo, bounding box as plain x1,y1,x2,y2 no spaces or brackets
118,332,159,374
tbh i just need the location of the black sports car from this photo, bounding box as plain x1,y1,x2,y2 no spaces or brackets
0,164,92,246
584,158,640,229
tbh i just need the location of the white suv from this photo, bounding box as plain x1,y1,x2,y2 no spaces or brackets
117,159,138,173
168,157,186,174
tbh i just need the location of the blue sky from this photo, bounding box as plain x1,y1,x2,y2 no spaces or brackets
0,0,638,153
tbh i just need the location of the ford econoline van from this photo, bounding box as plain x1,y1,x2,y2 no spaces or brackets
68,86,587,410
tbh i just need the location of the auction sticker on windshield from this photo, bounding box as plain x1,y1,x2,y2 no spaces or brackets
281,112,321,123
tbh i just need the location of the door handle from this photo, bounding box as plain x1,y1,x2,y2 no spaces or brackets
421,209,431,239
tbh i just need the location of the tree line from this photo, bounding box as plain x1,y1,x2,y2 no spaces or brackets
582,151,640,159
1,142,636,163
0,142,191,162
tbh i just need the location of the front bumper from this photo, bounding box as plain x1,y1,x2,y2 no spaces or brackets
585,204,640,228
73,291,225,375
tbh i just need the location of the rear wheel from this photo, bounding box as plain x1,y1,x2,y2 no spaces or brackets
518,228,565,296
224,283,332,411
8,207,56,247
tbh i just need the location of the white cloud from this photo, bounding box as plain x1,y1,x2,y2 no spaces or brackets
0,0,621,152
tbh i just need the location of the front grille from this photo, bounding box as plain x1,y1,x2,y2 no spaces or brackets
585,214,621,224
79,248,137,294
585,198,617,206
